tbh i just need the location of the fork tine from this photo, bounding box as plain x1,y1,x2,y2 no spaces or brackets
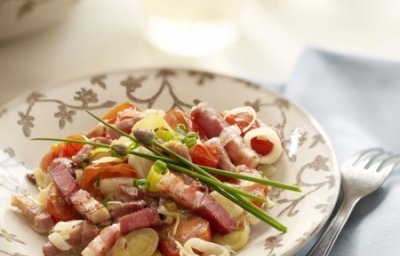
346,148,382,165
354,148,385,168
376,154,400,178
365,151,392,169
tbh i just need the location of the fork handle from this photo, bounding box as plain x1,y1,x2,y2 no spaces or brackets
307,195,360,256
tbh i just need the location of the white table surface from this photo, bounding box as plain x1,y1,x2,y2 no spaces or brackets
0,0,400,105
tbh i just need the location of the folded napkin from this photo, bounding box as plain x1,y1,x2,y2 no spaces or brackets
282,48,400,256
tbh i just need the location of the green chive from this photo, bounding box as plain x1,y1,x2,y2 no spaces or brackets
133,179,149,190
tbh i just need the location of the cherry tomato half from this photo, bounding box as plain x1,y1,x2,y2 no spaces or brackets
189,143,219,168
46,184,82,223
79,162,138,190
39,134,84,172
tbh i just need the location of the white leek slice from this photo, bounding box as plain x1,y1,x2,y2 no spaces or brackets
181,238,230,256
223,106,257,133
89,147,111,160
53,220,83,239
244,127,283,164
36,184,51,209
128,146,154,178
132,112,174,133
213,220,251,251
157,205,180,235
99,177,134,196
48,232,72,251
109,228,159,256
257,164,277,177
33,168,52,189
112,136,132,147
219,125,241,147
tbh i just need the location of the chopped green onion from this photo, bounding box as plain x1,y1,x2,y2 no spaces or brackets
133,179,149,190
176,124,188,135
183,138,197,148
155,128,174,142
186,132,198,139
147,161,169,192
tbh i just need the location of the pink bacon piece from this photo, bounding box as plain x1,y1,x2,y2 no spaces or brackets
222,128,260,168
48,158,110,224
118,184,143,202
47,158,79,202
106,116,141,140
191,102,227,138
196,194,239,235
11,194,54,234
70,189,110,224
119,207,160,236
81,225,120,256
42,243,65,256
206,139,236,172
191,102,259,168
157,172,238,235
157,172,205,209
108,200,147,219
164,140,192,161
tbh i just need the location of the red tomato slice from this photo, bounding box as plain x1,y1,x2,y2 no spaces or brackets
225,113,260,134
46,184,82,223
251,137,274,156
189,144,219,168
158,214,211,256
164,109,193,131
102,102,138,124
40,134,84,172
79,162,138,190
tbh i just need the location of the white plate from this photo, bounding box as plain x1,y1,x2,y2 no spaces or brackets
0,68,340,256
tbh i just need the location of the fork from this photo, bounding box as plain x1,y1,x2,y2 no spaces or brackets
307,148,400,256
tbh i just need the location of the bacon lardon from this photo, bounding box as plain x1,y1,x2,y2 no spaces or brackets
70,189,110,224
157,172,205,209
206,139,236,172
11,194,54,234
42,243,65,256
106,116,141,139
195,194,239,235
108,200,147,219
191,102,259,168
47,158,79,202
81,224,120,256
191,102,227,138
163,140,192,161
119,207,160,236
157,172,238,235
48,158,110,224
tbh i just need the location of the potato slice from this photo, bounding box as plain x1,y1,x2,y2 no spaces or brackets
109,228,159,256
132,113,174,133
213,221,251,251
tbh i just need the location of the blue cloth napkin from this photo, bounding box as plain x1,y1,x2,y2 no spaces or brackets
280,48,400,256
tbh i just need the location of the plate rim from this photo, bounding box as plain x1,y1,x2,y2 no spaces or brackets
0,67,340,256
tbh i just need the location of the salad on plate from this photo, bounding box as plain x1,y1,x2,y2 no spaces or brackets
11,101,300,256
